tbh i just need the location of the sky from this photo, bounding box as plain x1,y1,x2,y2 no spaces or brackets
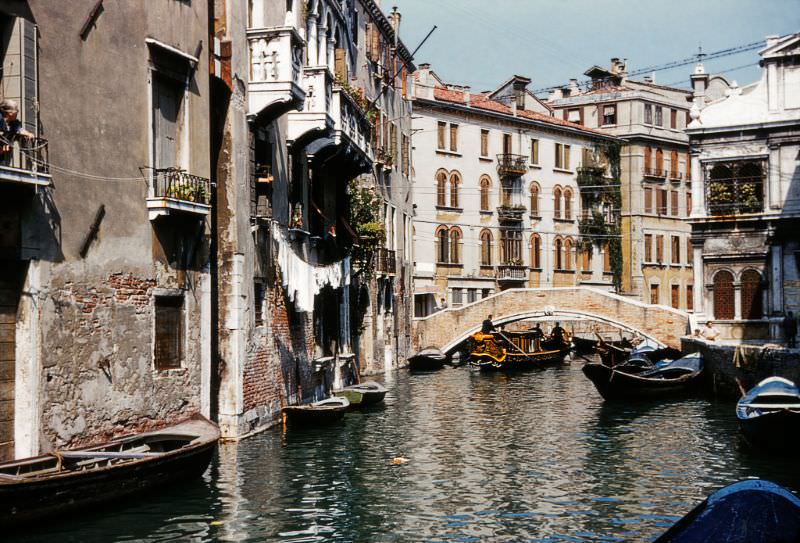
389,0,800,94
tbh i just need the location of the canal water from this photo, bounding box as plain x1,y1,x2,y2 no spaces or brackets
14,357,800,542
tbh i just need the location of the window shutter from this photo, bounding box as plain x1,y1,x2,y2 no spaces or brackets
334,48,347,82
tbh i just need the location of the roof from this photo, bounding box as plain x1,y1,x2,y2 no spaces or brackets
430,86,612,137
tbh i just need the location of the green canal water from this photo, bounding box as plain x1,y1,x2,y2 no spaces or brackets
13,357,800,542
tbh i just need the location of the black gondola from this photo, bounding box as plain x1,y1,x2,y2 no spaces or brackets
468,330,571,371
736,376,800,452
282,397,350,426
407,347,447,372
654,479,800,543
0,415,219,526
582,352,703,400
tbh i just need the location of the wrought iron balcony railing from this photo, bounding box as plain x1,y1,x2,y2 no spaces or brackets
643,167,667,178
496,264,527,281
147,168,212,218
706,177,764,216
375,248,396,274
496,154,528,177
0,137,51,186
497,205,525,222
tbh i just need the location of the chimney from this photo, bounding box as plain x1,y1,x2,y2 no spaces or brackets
766,34,780,48
568,78,579,95
463,86,470,107
390,7,401,46
643,75,653,84
610,57,620,73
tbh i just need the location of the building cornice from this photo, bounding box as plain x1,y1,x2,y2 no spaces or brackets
357,0,415,68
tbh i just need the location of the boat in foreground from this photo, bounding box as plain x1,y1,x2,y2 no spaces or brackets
582,352,704,400
407,347,447,372
0,415,219,527
736,376,800,451
333,381,387,407
654,479,800,543
468,330,570,371
282,396,350,425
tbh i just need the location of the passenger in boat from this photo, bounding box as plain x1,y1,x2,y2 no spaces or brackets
529,323,544,351
784,311,797,348
481,314,496,334
701,321,721,341
691,328,702,339
550,322,566,343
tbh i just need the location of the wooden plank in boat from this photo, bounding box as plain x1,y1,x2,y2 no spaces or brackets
57,451,161,460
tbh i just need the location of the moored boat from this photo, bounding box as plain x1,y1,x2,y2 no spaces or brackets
282,396,350,425
654,479,800,542
333,381,388,407
736,376,800,451
407,347,447,372
468,330,571,371
0,415,219,526
582,352,704,401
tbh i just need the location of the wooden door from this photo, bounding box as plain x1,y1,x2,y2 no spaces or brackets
0,263,21,461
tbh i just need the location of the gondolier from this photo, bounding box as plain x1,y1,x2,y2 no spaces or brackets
481,314,496,334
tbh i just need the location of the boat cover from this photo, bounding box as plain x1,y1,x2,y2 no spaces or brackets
641,352,703,377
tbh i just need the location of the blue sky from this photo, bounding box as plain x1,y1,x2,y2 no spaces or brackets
390,0,800,94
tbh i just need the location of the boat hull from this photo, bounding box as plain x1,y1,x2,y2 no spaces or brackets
582,362,702,401
282,398,350,426
470,347,569,371
407,354,446,372
0,417,218,527
738,410,800,451
333,382,387,407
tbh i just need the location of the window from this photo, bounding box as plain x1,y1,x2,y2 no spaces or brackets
603,242,611,273
564,237,573,270
152,72,184,171
502,133,512,154
401,134,410,176
530,183,540,216
480,230,492,266
713,270,735,320
644,187,653,213
602,105,617,125
671,284,680,309
685,110,690,128
563,188,573,220
670,190,679,216
437,121,446,149
686,190,692,216
671,236,680,264
644,103,653,125
644,234,653,262
554,186,562,219
655,106,663,127
436,226,449,263
657,188,667,215
656,235,664,263
449,123,458,152
555,144,571,170
687,285,694,311
555,238,563,270
741,270,763,319
436,171,447,206
530,234,541,268
452,288,463,307
449,172,460,208
670,108,677,129
530,139,539,164
644,146,652,172
482,288,491,299
480,129,489,157
687,239,693,265
500,229,522,264
708,162,765,216
567,108,582,124
650,284,659,305
480,177,491,211
670,150,679,178
254,280,265,326
581,248,591,273
154,296,183,371
449,228,462,263
655,148,664,174
467,289,477,304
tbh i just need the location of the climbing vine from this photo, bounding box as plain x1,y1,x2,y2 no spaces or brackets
577,140,623,291
348,179,386,334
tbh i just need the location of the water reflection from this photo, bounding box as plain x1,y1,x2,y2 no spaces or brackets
10,359,800,542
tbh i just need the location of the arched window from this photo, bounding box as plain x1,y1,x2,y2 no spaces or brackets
713,270,734,320
480,177,491,211
708,164,733,215
436,226,449,263
530,234,541,269
554,237,563,270
436,171,447,207
581,247,591,272
563,188,573,220
644,146,652,172
449,172,461,208
564,237,573,270
530,182,540,216
554,186,562,219
741,269,763,319
480,229,492,266
655,148,664,173
449,227,462,263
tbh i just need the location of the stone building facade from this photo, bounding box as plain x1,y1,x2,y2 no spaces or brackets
411,67,619,317
548,59,695,311
0,1,213,460
212,0,414,439
686,33,800,341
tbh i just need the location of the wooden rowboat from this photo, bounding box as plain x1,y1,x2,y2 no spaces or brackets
407,347,447,372
0,415,219,526
333,381,387,407
282,396,350,425
582,353,704,401
736,376,800,452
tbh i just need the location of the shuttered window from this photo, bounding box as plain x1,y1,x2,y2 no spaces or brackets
672,236,680,264
671,285,680,309
671,190,679,216
449,124,458,152
155,296,183,371
334,48,347,82
644,234,652,262
531,139,539,164
152,73,182,170
656,235,664,263
480,129,489,157
687,285,694,311
644,187,653,214
437,121,446,149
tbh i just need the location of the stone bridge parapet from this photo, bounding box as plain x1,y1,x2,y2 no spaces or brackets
412,287,690,353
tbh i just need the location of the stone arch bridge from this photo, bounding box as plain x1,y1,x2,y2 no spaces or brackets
413,287,690,353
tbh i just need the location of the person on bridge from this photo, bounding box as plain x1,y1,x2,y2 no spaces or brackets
550,322,566,343
481,314,496,334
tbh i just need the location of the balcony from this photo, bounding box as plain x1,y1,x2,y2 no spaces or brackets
669,171,683,181
496,264,527,282
497,205,526,222
247,26,305,120
0,138,51,187
643,167,667,179
496,154,528,177
147,168,211,219
332,86,371,155
287,66,334,145
375,248,396,275
707,177,764,216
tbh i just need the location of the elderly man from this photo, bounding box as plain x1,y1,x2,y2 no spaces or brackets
0,99,34,155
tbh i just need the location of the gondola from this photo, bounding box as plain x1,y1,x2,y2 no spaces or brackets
468,329,571,371
571,335,597,355
654,479,800,542
0,415,219,526
736,376,800,451
407,347,447,372
333,381,387,407
282,396,350,425
582,352,703,401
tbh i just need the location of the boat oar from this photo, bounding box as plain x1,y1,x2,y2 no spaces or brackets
496,331,529,357
735,376,748,398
